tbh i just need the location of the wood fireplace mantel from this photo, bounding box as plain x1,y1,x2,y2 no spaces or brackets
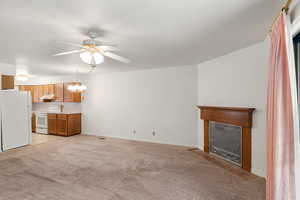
197,106,255,172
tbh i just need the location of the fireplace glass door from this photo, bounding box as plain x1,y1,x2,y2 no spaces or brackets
209,121,242,166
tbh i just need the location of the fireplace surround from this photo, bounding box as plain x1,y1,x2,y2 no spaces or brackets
198,106,255,172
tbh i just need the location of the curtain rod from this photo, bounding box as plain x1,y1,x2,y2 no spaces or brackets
268,0,293,34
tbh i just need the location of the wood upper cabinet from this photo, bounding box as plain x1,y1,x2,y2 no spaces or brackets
63,83,81,103
19,82,82,103
33,86,39,103
48,84,55,95
1,75,15,90
38,85,44,102
43,85,49,95
55,83,64,102
63,83,73,102
19,85,34,101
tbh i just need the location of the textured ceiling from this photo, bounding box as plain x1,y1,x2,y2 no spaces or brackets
0,0,282,75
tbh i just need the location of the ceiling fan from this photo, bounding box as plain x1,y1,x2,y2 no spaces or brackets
53,31,130,66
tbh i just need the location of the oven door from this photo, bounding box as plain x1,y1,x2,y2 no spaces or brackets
36,113,48,129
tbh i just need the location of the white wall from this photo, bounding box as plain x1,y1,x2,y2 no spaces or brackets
197,41,269,177
0,62,15,75
82,66,198,147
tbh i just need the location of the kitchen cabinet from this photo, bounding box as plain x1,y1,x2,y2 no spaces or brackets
55,83,64,102
63,83,73,102
19,85,34,101
56,114,68,136
47,113,81,136
33,86,39,103
63,83,81,103
1,75,15,90
43,85,49,95
19,82,82,103
67,114,81,136
47,114,57,134
32,113,36,133
38,85,44,102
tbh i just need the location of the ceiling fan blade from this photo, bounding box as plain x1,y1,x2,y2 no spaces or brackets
53,49,83,56
58,41,83,48
98,45,119,51
104,52,130,63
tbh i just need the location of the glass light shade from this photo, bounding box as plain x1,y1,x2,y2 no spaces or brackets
16,74,29,81
80,51,104,64
67,83,87,92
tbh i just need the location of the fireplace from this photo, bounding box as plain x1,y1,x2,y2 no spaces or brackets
209,121,242,166
198,106,255,172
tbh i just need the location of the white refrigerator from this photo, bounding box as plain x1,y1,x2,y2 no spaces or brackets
0,90,32,152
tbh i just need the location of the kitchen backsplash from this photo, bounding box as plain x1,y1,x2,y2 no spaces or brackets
33,102,81,113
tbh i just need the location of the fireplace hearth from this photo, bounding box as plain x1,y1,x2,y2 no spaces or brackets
198,106,255,172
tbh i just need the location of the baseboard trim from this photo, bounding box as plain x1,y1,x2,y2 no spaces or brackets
81,132,198,149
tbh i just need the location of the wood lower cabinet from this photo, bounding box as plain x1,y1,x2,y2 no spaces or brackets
67,114,81,136
47,113,81,137
32,113,36,133
47,114,57,134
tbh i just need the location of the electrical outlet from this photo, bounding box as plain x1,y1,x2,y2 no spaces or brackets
152,130,156,136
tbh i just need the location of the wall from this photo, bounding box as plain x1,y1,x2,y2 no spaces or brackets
82,66,198,147
0,62,15,75
197,41,269,177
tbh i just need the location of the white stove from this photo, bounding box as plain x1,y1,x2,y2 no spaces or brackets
35,112,48,134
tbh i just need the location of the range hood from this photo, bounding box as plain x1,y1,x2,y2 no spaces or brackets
40,94,55,101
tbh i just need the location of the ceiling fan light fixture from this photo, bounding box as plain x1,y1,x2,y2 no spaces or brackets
67,82,87,92
16,74,29,81
80,51,104,65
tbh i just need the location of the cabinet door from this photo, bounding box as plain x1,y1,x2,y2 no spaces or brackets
47,114,57,134
32,113,36,132
19,85,34,102
33,86,39,103
56,114,68,136
38,85,44,102
43,85,49,95
67,114,81,136
55,83,64,102
29,86,34,102
19,85,26,91
1,75,14,90
73,91,81,103
63,82,81,102
63,83,73,102
48,84,55,95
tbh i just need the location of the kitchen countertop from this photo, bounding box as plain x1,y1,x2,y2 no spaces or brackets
33,111,81,114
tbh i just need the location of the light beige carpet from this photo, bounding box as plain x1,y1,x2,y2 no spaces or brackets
0,134,265,200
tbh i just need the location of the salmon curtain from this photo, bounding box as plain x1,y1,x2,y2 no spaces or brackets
267,12,300,200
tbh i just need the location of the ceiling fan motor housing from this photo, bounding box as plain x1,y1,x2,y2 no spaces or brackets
82,39,102,47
